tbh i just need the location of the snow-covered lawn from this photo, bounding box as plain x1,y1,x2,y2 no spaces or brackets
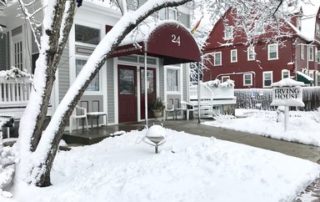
2,129,320,202
203,109,320,146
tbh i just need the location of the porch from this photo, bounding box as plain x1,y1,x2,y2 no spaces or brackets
0,77,32,118
62,120,192,145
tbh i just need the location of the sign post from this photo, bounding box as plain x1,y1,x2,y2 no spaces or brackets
271,78,304,131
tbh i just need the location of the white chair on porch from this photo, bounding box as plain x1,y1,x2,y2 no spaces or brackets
165,102,176,120
176,101,195,120
69,105,89,133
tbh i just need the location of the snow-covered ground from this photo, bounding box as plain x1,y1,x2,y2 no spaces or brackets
203,109,320,146
2,128,319,202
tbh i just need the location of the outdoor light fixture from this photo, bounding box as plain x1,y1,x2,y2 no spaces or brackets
143,125,166,154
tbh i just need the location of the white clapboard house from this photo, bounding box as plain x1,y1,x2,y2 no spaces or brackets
0,0,201,131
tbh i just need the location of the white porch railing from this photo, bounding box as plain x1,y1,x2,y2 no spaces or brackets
0,77,32,107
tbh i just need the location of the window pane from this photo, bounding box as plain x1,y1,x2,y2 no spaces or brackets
167,69,179,91
244,74,252,85
264,73,272,86
214,52,221,65
119,69,134,95
76,59,99,91
141,69,154,94
269,45,277,59
168,8,177,20
75,25,100,45
224,26,233,39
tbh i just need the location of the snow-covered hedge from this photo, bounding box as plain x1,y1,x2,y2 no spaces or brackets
234,87,320,110
0,67,32,80
0,146,15,198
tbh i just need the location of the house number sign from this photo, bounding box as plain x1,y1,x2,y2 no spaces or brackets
171,34,181,46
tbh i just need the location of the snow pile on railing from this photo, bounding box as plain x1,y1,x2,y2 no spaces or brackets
0,67,32,80
206,79,235,88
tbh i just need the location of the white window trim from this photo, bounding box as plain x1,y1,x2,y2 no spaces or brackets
221,76,230,82
214,51,222,66
268,44,279,60
230,49,237,63
243,73,253,86
263,71,273,88
165,66,181,94
224,25,233,40
247,46,255,61
317,50,320,63
301,45,305,60
308,46,314,61
281,69,290,79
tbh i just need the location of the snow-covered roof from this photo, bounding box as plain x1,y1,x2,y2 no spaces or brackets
121,18,190,46
271,78,305,87
298,0,320,41
296,71,314,81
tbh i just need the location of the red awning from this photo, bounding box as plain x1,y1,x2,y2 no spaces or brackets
108,21,201,65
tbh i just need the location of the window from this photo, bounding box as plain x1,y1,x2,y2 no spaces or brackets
214,52,222,66
268,44,278,60
75,25,100,45
316,23,320,38
301,45,305,60
247,46,255,61
76,59,100,91
158,8,177,20
224,26,233,40
168,8,177,20
281,69,290,79
254,23,264,35
158,9,166,20
221,76,230,82
243,73,253,86
263,71,273,87
167,68,180,92
14,41,23,70
317,50,320,63
308,46,314,61
230,49,237,63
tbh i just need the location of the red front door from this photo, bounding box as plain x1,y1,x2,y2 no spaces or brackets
118,65,137,123
140,68,156,119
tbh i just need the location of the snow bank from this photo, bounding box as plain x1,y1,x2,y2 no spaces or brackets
204,109,320,146
5,129,320,202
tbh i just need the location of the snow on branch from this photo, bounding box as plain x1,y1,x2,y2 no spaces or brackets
18,0,43,50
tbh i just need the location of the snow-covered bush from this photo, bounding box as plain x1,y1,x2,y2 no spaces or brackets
0,146,15,198
311,107,320,123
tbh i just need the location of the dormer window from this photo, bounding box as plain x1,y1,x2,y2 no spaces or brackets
224,25,233,40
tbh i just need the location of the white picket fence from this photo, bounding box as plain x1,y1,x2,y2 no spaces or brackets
0,78,32,107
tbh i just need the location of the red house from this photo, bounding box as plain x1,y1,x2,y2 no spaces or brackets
203,4,320,88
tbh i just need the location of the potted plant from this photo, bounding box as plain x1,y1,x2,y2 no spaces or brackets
151,98,165,118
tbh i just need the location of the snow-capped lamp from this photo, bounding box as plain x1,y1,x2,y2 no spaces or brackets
143,125,166,154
